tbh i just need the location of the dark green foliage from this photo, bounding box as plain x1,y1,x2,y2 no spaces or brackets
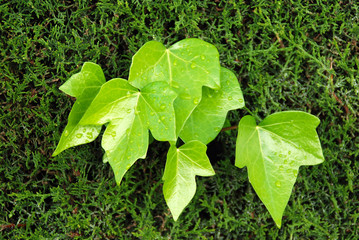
1,0,358,238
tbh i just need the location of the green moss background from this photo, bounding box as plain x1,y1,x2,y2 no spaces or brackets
1,0,358,239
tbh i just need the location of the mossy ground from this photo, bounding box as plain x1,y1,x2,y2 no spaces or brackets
1,0,358,239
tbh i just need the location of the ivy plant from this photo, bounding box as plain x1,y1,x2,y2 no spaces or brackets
53,38,324,228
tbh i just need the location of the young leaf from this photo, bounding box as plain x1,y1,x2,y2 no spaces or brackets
163,141,215,221
53,62,106,156
128,39,221,135
179,67,245,144
235,111,325,228
80,79,177,185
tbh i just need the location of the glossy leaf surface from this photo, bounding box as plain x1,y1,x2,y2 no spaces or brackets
128,39,220,135
80,79,177,184
235,111,325,228
180,67,245,144
163,141,215,220
53,62,105,156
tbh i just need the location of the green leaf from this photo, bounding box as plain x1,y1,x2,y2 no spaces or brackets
235,111,325,228
179,67,245,144
163,141,215,220
80,79,177,185
128,39,221,135
53,62,106,156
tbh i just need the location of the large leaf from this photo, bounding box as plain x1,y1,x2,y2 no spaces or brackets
53,62,106,156
128,39,221,135
235,111,325,228
163,141,215,220
179,67,245,144
80,79,177,184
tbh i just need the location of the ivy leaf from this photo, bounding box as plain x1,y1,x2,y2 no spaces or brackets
163,141,215,220
235,111,325,228
179,67,245,144
80,79,177,184
128,39,221,135
53,62,106,156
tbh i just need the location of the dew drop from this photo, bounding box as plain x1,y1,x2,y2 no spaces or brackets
161,116,166,121
160,104,166,110
279,154,283,157
125,164,131,170
150,111,155,116
193,97,200,105
127,109,132,113
275,181,281,187
64,130,69,137
135,110,140,115
214,127,221,132
283,159,288,164
180,93,192,100
200,55,205,60
279,165,284,171
293,169,298,177
111,132,116,138
171,81,180,89
238,98,244,103
190,62,196,69
173,59,178,66
76,133,83,138
207,93,213,98
288,151,291,155
228,96,233,101
87,132,93,139
226,80,230,85
289,161,295,166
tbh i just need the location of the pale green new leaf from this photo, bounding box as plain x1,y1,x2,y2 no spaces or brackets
80,79,177,185
128,39,221,135
163,141,215,220
53,62,106,156
235,111,325,228
180,67,245,144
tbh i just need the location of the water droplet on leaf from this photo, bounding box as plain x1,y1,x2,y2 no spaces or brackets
160,104,166,110
76,133,83,138
87,132,93,139
293,169,298,177
161,116,165,121
228,96,233,100
193,97,199,105
111,132,116,137
200,55,205,60
64,130,69,136
275,181,281,187
173,59,178,66
190,63,196,69
171,81,180,89
180,93,192,100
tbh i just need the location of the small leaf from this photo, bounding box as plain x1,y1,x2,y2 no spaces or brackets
128,39,221,135
80,79,177,185
163,141,215,220
180,67,245,144
53,62,106,156
235,111,325,228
